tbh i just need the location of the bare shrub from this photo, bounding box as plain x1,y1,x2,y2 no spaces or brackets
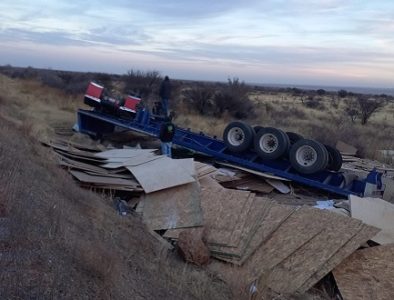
182,85,214,115
343,96,385,125
304,96,325,110
123,69,161,98
357,96,385,125
212,78,254,119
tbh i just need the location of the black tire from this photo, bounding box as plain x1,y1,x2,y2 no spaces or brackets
223,121,254,152
324,144,343,171
253,125,264,133
289,139,329,174
286,132,304,145
254,127,290,160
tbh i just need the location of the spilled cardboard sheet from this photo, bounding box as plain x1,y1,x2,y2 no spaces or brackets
70,170,139,187
216,162,290,181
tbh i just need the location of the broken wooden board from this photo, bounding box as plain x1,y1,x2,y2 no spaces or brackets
126,157,195,193
215,162,290,181
336,140,358,156
350,195,392,244
138,182,203,230
333,245,394,300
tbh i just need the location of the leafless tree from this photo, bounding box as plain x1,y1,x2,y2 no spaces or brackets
356,96,385,125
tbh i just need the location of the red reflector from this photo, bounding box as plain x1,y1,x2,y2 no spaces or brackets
124,95,141,111
85,82,104,99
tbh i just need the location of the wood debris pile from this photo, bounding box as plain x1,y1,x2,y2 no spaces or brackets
44,137,394,298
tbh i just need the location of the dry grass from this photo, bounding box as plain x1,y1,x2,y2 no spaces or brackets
0,118,231,299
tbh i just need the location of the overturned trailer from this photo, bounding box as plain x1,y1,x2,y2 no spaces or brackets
77,82,383,198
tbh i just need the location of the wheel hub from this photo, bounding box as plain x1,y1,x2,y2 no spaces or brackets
260,133,278,153
296,145,318,166
227,127,245,146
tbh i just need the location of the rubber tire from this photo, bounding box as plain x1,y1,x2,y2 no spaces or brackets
286,132,304,145
254,127,290,160
253,125,264,133
223,121,254,152
289,139,329,174
324,144,343,171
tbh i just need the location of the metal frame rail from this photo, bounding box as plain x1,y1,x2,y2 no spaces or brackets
77,108,382,197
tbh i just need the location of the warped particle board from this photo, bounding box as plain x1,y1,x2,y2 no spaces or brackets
333,245,394,300
126,157,195,193
101,153,162,169
350,195,393,244
265,179,290,194
215,162,290,181
298,223,379,293
95,149,155,159
70,170,139,187
139,182,203,230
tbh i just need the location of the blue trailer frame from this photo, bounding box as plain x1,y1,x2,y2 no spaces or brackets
77,108,382,197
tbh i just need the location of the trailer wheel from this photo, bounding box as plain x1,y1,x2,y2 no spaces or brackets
286,132,304,145
289,139,329,174
324,144,343,171
253,125,264,133
223,121,254,152
254,127,290,159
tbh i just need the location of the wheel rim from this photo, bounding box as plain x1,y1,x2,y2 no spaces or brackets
296,145,318,166
227,127,245,146
259,133,279,153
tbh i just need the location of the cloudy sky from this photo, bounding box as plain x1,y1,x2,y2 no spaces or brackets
1,0,394,87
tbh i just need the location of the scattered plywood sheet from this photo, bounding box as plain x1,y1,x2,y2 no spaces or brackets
70,170,139,187
127,157,195,193
216,162,290,181
336,140,357,156
139,182,203,230
200,186,254,246
265,179,290,194
209,197,274,262
55,149,107,163
266,211,364,294
350,195,392,244
58,156,113,174
299,223,379,293
95,148,155,159
333,245,394,300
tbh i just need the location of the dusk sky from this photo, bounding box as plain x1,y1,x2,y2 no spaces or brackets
1,0,394,88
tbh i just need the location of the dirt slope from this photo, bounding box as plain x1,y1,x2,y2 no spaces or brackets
0,76,231,299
